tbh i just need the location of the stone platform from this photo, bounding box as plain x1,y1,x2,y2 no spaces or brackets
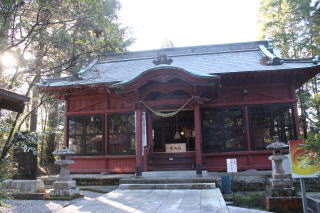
40,170,273,191
57,188,228,213
119,183,216,190
40,173,133,186
119,171,216,190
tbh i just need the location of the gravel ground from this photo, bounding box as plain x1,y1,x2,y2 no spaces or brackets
0,191,101,213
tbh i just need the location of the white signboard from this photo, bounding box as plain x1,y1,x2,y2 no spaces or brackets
142,112,147,156
165,143,186,153
227,158,237,173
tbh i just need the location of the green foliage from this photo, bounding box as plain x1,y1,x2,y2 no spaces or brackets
302,136,320,167
259,0,320,149
12,131,39,156
259,0,319,58
302,93,320,168
233,193,265,209
0,157,17,205
0,0,132,166
0,158,17,182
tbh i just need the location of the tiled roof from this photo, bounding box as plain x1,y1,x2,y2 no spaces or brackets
0,89,30,102
39,40,320,88
0,89,30,112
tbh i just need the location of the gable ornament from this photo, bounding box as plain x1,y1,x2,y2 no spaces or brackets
153,54,173,65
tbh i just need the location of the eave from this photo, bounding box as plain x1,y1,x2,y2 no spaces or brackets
0,89,30,113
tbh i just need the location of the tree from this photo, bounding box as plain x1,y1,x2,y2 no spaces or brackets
0,0,132,165
302,93,320,166
259,0,320,167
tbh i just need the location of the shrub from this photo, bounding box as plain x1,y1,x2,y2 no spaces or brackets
0,158,17,208
233,193,265,209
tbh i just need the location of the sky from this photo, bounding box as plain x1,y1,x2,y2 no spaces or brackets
118,0,262,51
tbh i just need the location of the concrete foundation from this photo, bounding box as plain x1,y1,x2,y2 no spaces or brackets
2,179,46,200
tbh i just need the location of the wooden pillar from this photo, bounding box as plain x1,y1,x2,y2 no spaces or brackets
135,108,143,176
104,114,108,154
244,105,253,168
244,106,252,151
194,103,202,175
147,112,153,147
63,100,68,146
160,118,166,152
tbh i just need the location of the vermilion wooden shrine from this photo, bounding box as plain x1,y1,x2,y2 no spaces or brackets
40,41,320,175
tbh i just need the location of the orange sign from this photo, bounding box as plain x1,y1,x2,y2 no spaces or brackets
289,140,319,178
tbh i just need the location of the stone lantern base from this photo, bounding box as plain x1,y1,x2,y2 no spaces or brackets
49,180,80,198
267,174,297,197
265,196,303,213
265,175,302,212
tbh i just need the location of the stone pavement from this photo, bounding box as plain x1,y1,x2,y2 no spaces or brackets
57,189,228,213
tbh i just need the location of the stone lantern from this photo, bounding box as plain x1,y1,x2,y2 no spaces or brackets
49,147,80,198
266,136,289,178
265,136,299,212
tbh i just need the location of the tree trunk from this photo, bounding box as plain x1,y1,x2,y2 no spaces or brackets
29,88,39,132
40,106,48,165
298,88,309,139
0,112,21,161
44,100,59,164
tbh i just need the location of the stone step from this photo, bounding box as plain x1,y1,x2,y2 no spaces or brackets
148,153,195,171
120,178,215,184
148,165,194,171
14,193,46,200
118,182,216,190
148,161,194,171
148,158,194,164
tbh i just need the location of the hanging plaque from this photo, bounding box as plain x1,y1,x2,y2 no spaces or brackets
165,143,186,153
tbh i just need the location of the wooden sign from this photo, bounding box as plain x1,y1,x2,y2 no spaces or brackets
165,143,186,153
227,158,237,173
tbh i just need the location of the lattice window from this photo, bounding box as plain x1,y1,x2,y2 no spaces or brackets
202,107,247,152
68,115,104,154
108,113,136,155
249,104,296,150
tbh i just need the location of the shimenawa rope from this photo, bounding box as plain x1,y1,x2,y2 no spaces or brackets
138,96,196,118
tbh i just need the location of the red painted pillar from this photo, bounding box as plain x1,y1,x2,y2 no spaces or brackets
244,106,252,151
63,100,68,147
244,105,253,168
135,108,143,176
104,114,108,154
194,103,202,175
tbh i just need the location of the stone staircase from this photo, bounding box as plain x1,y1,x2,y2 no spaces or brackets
119,170,216,190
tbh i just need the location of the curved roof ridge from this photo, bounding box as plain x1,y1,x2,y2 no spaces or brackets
111,65,220,88
101,40,269,62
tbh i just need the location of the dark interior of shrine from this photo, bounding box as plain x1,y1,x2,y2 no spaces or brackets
152,110,195,152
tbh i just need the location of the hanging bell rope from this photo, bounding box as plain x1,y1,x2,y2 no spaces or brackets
139,96,197,118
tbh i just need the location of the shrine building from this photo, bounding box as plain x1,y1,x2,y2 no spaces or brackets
39,41,320,175
0,88,29,114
